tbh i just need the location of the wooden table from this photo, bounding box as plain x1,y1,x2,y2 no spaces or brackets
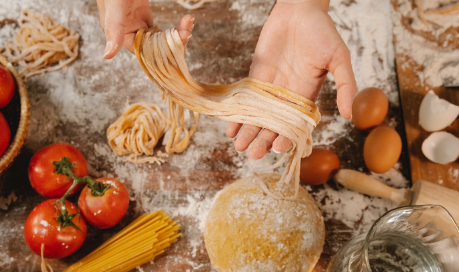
391,0,459,190
0,1,416,271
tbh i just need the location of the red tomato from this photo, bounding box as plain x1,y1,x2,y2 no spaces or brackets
24,199,87,259
0,65,15,108
0,112,10,157
28,143,88,198
78,177,129,229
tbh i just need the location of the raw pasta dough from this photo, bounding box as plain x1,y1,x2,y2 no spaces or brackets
134,27,320,199
204,174,325,272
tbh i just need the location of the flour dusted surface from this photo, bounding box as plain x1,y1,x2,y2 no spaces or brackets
0,0,410,271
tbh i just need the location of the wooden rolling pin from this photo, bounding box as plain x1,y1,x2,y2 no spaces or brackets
334,169,459,223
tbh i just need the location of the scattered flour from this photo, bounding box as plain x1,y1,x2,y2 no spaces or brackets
311,184,397,231
0,0,415,270
393,0,459,87
399,0,459,37
313,115,352,146
329,0,398,104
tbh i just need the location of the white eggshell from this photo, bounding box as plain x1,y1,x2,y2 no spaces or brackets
419,91,459,132
422,132,459,164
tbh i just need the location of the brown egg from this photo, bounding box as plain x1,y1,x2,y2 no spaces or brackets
300,148,340,185
352,87,388,130
363,126,402,173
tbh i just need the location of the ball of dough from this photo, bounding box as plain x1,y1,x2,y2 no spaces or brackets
204,174,325,272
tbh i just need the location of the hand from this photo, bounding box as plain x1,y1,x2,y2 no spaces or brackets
96,0,194,59
226,0,357,159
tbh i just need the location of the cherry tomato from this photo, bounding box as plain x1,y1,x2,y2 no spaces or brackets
24,199,87,259
28,143,88,198
0,65,15,108
0,112,10,157
78,177,129,229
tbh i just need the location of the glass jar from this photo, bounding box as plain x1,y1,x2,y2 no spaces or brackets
327,205,459,272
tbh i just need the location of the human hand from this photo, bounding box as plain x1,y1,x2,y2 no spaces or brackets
226,0,357,160
96,0,194,59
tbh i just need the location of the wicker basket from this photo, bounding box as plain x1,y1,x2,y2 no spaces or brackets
0,54,30,176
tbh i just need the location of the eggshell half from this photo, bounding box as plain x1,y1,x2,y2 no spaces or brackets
422,132,459,165
419,91,459,132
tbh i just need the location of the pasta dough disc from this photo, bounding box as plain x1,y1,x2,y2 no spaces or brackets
134,27,320,199
204,174,325,272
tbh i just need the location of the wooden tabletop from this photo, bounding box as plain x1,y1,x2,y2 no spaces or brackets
0,0,436,271
391,0,459,190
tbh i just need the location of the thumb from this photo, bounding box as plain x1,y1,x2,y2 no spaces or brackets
328,42,357,119
102,0,128,59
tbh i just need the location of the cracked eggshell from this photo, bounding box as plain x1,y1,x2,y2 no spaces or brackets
422,132,459,165
419,91,459,132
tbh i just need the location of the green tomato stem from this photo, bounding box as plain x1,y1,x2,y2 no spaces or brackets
53,157,110,229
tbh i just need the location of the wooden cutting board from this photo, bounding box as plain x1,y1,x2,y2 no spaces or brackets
391,0,459,190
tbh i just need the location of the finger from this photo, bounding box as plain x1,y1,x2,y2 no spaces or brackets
248,129,278,160
135,5,154,28
176,14,195,49
96,0,106,30
123,33,136,54
103,0,128,59
234,125,262,152
226,122,243,138
123,17,152,54
328,43,357,119
272,135,293,153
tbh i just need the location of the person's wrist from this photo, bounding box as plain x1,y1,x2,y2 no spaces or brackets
276,0,330,12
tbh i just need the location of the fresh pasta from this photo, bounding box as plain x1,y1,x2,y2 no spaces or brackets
134,27,320,199
107,100,198,163
0,10,79,78
41,244,53,272
107,102,169,164
64,211,181,272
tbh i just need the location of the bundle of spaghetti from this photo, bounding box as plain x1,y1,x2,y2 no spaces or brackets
64,211,181,272
107,102,172,164
0,10,79,78
134,27,320,199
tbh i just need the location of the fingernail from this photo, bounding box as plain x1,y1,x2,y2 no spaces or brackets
103,41,113,59
189,23,195,32
190,16,195,23
272,148,282,154
187,34,192,40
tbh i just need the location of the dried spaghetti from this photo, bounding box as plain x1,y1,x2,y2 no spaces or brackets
64,211,181,272
0,10,79,78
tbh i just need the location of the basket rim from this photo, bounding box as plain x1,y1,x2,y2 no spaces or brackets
0,54,30,175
